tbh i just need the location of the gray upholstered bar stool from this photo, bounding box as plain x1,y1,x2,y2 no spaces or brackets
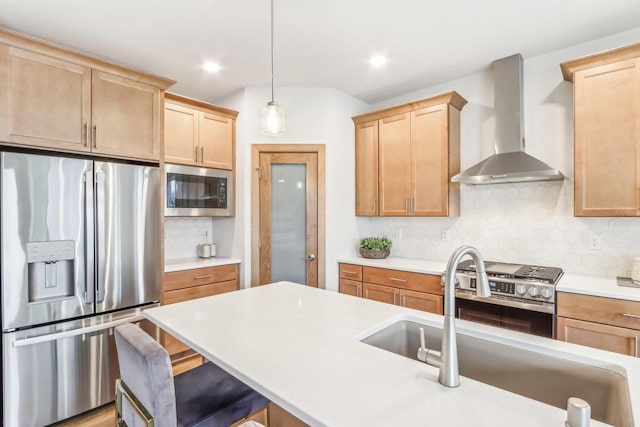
114,323,269,427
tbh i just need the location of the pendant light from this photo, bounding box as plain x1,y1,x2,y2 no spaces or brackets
261,0,285,135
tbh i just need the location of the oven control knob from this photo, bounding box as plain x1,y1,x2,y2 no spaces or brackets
528,287,539,297
516,284,527,295
540,288,553,299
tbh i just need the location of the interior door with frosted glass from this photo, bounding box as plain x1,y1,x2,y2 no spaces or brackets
259,152,318,286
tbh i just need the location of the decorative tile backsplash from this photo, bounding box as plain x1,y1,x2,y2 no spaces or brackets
165,217,213,261
357,180,640,278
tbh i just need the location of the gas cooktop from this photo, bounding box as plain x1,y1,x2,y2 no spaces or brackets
456,260,563,284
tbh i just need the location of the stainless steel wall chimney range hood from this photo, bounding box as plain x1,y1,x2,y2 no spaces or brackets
451,54,564,184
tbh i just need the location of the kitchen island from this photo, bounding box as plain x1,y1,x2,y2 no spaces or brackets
143,282,635,426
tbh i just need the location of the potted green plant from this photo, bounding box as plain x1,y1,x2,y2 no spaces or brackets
359,236,392,259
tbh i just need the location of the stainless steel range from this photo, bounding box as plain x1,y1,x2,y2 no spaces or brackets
454,260,563,338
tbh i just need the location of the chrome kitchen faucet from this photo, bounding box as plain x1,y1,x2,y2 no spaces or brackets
417,245,491,387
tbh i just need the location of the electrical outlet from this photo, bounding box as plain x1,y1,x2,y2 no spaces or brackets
588,233,602,250
441,230,450,242
395,228,403,240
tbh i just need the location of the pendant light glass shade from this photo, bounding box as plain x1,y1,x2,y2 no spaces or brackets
261,101,285,135
262,0,285,135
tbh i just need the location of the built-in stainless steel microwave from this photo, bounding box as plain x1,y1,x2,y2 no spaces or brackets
165,163,233,216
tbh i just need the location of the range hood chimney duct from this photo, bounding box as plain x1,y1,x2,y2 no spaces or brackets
451,54,564,184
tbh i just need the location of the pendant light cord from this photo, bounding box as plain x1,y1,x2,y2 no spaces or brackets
270,0,275,103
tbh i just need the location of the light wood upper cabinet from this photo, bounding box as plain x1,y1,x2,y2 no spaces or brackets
561,44,640,216
0,46,92,152
200,112,234,169
411,104,460,217
165,102,198,164
379,113,412,216
355,120,378,216
352,92,466,217
91,71,160,160
164,93,237,170
0,29,174,160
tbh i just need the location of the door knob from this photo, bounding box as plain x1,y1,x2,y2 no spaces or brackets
306,254,316,262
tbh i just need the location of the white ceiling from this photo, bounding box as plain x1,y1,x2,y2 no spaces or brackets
1,0,640,104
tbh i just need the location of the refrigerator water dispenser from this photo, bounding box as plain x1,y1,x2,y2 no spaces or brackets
27,241,75,303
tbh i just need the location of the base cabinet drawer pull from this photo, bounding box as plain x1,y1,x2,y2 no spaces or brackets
343,271,357,275
194,274,213,280
390,278,407,283
623,313,640,319
635,337,638,358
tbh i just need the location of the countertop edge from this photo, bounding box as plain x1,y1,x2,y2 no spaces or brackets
164,257,242,273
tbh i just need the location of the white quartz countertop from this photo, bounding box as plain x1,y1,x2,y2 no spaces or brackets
557,273,640,302
164,257,241,273
142,282,639,426
337,256,447,275
339,255,640,303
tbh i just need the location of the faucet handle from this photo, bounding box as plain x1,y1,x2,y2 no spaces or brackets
417,328,428,362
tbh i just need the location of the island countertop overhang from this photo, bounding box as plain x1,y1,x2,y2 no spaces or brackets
143,282,633,426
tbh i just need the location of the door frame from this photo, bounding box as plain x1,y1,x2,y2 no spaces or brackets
251,144,326,288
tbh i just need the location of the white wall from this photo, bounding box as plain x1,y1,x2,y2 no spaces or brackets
360,26,640,278
214,87,369,290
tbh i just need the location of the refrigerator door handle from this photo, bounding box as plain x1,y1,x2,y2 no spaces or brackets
84,170,95,305
12,314,145,348
95,170,106,303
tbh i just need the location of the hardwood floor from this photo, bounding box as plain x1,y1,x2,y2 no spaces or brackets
53,404,115,427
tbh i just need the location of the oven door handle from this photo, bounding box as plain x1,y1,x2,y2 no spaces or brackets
454,290,554,314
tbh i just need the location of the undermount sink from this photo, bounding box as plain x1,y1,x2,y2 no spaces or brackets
360,318,633,427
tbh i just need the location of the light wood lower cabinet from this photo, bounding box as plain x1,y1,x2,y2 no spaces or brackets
339,278,362,297
339,263,443,315
556,291,640,357
363,282,398,304
556,317,639,357
399,289,443,315
162,264,239,357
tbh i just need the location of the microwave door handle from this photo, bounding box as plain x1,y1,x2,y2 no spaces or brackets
95,171,106,303
84,170,94,305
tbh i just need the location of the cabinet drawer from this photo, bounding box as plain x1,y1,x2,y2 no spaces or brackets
163,332,190,356
339,278,362,297
164,264,238,291
339,263,363,281
163,279,238,305
557,317,639,357
557,292,640,331
399,289,443,315
363,266,441,294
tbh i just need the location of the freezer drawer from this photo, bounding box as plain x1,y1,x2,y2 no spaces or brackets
2,310,158,427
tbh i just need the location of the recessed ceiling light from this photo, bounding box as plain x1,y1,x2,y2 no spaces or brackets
203,61,221,73
369,55,387,67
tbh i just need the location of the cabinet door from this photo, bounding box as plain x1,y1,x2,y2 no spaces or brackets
574,59,640,216
556,317,639,357
165,102,198,165
199,111,234,170
339,278,362,297
399,289,443,315
0,46,91,152
378,113,411,216
363,283,398,305
411,104,449,216
355,120,378,216
91,70,160,161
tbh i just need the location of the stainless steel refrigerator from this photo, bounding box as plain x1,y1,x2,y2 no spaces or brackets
1,151,161,426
